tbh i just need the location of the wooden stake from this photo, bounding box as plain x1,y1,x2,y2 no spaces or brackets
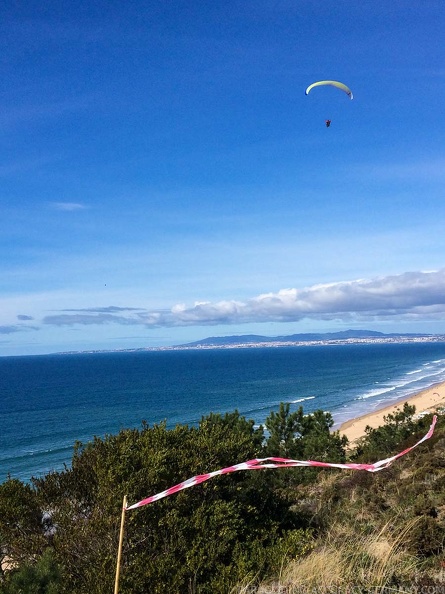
114,495,127,594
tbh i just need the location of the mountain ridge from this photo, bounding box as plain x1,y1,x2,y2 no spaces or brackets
181,329,432,347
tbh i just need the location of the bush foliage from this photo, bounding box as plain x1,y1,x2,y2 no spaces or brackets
1,403,443,593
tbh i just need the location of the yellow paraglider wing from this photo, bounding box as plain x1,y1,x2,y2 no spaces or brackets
305,80,353,99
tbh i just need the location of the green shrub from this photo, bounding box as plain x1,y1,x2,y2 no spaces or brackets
1,548,62,594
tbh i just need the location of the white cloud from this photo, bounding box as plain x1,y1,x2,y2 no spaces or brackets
0,324,38,334
50,202,88,211
42,269,445,329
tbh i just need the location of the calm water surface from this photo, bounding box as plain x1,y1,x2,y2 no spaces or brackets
2,342,445,482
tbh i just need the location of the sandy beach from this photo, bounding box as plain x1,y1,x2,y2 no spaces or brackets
338,380,445,444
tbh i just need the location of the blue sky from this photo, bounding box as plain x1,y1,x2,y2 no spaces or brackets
2,0,445,356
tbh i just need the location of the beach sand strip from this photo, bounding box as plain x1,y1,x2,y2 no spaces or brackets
337,381,445,445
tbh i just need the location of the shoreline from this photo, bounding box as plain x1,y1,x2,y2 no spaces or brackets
337,381,445,444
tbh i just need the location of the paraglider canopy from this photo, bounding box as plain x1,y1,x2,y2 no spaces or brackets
305,80,353,100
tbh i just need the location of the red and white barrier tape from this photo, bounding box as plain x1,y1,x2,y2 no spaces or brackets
126,415,437,510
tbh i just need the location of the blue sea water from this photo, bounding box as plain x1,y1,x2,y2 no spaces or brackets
2,342,445,483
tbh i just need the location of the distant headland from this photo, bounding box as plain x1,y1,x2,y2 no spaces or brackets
178,329,445,349
59,330,445,355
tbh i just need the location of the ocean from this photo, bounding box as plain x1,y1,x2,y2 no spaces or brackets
2,342,445,483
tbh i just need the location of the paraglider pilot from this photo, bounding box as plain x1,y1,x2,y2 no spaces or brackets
325,119,331,128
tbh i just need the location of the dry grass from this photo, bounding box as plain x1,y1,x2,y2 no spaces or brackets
253,518,423,594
